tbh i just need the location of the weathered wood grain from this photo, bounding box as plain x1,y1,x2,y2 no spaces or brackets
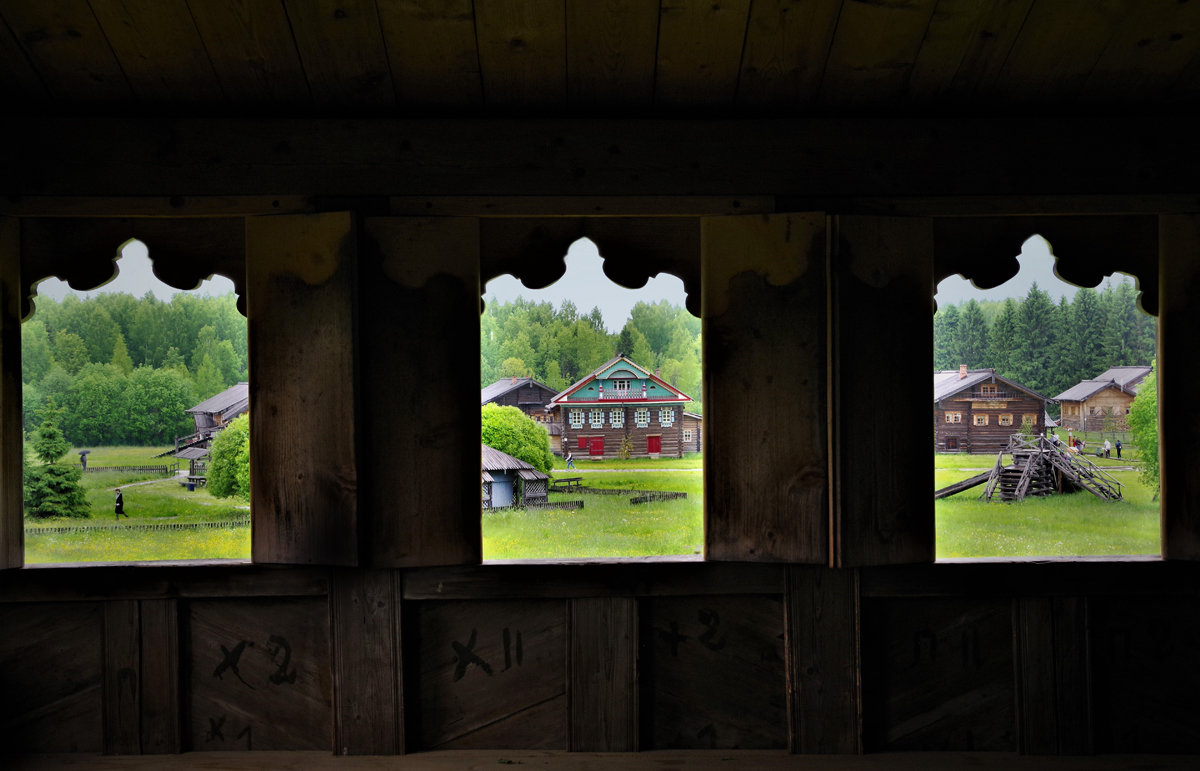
568,597,638,751
1159,215,1199,560
701,213,827,563
831,216,935,567
283,0,393,108
642,595,787,749
390,196,774,218
330,569,400,755
140,598,181,754
88,0,223,105
0,217,20,570
655,0,751,105
819,0,937,109
376,0,482,107
566,0,657,106
0,196,313,218
185,598,332,751
737,0,841,108
413,600,567,750
474,0,566,105
104,599,142,754
0,602,104,753
246,212,358,566
860,597,1015,752
360,218,480,568
787,567,859,754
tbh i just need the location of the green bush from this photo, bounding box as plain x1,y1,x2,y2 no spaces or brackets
208,413,250,500
481,404,554,474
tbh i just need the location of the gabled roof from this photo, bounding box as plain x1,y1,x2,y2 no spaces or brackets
1054,365,1153,402
550,355,690,405
933,368,1052,404
480,377,557,406
186,382,249,416
481,444,547,480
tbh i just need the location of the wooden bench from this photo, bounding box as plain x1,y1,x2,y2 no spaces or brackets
550,476,582,491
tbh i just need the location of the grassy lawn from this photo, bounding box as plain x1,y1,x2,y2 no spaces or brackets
483,466,703,560
551,452,702,470
934,452,1159,558
24,447,251,564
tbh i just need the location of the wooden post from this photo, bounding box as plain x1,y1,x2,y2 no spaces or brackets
1159,215,1200,559
701,213,828,563
830,216,936,567
103,600,141,754
139,599,180,754
1016,596,1092,754
246,212,358,565
331,568,402,754
0,217,20,569
568,597,638,751
360,217,481,567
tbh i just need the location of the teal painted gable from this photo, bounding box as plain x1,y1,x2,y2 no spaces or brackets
597,359,651,380
556,355,691,404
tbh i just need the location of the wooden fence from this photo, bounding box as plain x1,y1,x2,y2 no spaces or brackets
76,464,176,474
25,515,250,535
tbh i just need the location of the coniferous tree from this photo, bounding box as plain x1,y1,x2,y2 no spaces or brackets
958,300,990,368
1064,287,1105,380
988,298,1020,378
24,399,90,519
1014,283,1057,394
933,303,962,370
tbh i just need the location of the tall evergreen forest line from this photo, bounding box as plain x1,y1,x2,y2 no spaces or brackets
935,280,1155,415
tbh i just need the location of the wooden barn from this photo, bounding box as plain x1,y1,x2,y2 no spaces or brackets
179,382,249,451
1055,365,1153,432
550,355,691,459
681,411,703,455
934,367,1051,454
5,3,1200,769
480,376,558,425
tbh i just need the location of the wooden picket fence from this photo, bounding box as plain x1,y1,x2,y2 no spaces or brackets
25,515,250,536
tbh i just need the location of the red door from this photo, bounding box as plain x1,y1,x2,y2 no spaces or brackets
589,437,605,456
578,436,588,449
647,435,661,454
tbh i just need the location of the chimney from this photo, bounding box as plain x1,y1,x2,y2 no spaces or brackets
655,368,661,377
959,364,968,379
511,376,517,384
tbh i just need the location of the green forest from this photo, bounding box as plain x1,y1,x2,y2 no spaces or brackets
22,291,247,446
481,298,702,411
934,279,1155,415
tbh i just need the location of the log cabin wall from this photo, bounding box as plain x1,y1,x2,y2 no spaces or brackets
2,120,1200,763
935,394,1047,455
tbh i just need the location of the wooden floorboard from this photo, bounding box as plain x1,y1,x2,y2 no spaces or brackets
6,750,1200,769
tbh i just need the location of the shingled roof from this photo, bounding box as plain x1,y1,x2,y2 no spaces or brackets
1054,366,1152,402
934,368,1052,404
480,377,556,406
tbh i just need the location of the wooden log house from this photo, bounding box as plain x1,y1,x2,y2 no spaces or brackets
1055,365,1153,432
3,3,1200,769
934,367,1050,454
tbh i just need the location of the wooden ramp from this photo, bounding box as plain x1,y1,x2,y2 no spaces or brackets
981,434,1123,503
934,471,991,500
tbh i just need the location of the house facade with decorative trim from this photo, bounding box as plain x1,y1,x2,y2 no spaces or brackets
934,366,1052,454
550,355,692,459
1054,365,1152,432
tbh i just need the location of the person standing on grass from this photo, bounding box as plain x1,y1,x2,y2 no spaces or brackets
1103,439,1112,458
1116,439,1123,459
114,488,126,519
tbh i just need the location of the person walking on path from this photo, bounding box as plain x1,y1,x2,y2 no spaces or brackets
114,488,126,519
1116,439,1123,459
565,451,575,470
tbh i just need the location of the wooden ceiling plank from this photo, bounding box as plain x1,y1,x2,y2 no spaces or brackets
0,0,132,103
942,0,1035,104
656,0,752,106
88,0,224,104
187,0,310,107
0,13,47,103
566,0,658,106
283,0,395,109
1079,0,1200,105
737,0,842,109
985,0,1130,106
819,0,939,109
907,0,1032,106
475,0,567,106
377,0,482,107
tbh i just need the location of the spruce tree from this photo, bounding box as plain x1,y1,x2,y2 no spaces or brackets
933,303,961,370
24,399,90,519
958,300,990,368
988,298,1020,378
1015,283,1056,394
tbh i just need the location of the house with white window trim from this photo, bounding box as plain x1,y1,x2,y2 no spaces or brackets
549,355,692,459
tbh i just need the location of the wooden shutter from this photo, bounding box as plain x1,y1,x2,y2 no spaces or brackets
1160,215,1199,559
0,217,21,570
830,215,935,567
359,217,481,567
246,212,358,565
701,212,828,563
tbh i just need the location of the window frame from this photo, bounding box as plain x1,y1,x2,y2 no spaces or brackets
974,414,988,426
588,408,604,429
610,408,624,428
634,407,650,428
569,409,584,429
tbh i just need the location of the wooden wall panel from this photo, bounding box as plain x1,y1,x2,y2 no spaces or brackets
360,218,481,567
1015,596,1092,755
831,216,935,567
139,598,181,754
1159,215,1199,559
641,595,787,749
103,600,141,754
331,568,401,755
861,598,1015,752
184,597,331,751
412,600,566,750
0,217,20,569
246,212,358,565
701,213,827,563
569,597,638,751
0,602,103,752
787,567,859,754
1090,595,1200,753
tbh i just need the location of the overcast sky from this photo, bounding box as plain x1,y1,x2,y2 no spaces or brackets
484,238,690,333
34,241,236,301
934,236,1136,306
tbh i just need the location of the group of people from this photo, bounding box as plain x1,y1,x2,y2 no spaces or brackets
1066,433,1122,459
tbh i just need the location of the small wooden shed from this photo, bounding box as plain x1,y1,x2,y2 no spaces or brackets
482,444,548,509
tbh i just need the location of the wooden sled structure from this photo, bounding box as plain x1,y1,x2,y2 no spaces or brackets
980,434,1123,502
